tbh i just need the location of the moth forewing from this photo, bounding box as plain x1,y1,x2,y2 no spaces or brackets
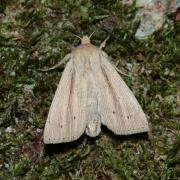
43,59,87,144
43,36,149,144
96,51,149,134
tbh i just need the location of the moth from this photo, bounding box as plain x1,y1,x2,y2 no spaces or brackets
43,35,149,144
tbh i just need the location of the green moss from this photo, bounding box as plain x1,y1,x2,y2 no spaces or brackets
0,0,179,179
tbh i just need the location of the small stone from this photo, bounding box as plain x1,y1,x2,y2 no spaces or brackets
5,126,16,133
36,128,43,133
4,163,9,169
126,63,133,71
10,71,16,77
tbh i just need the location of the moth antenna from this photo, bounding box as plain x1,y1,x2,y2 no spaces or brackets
73,34,81,40
70,32,82,41
89,31,95,39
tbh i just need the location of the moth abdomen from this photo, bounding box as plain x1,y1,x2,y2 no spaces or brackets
85,116,101,137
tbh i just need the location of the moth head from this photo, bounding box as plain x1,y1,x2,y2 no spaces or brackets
81,36,91,44
75,32,94,45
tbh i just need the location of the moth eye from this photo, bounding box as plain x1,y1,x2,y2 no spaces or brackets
60,125,63,128
113,111,115,114
74,116,76,119
127,116,130,119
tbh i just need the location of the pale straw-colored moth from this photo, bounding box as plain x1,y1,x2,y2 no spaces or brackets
43,35,149,144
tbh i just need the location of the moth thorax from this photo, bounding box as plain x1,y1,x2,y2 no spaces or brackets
81,36,91,44
85,118,101,137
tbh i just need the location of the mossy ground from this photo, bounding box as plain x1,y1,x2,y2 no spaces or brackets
0,0,179,179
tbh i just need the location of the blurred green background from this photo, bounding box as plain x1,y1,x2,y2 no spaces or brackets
0,0,179,179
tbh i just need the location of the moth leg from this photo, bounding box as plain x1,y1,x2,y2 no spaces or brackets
99,35,110,49
39,53,71,72
114,66,130,77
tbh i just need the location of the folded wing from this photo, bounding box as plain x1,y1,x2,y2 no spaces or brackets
44,59,87,143
97,52,149,135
